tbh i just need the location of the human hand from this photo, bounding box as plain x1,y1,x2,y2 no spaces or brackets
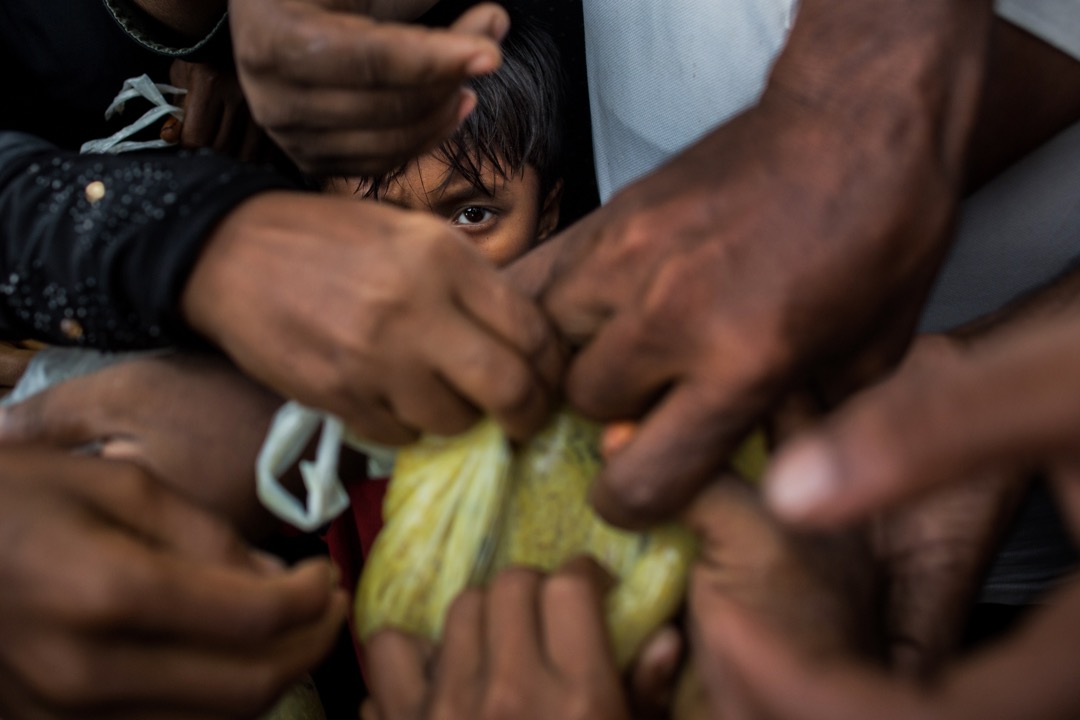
161,60,270,162
539,98,958,528
689,572,1080,720
183,192,562,445
871,466,1027,677
0,446,346,720
228,0,508,176
537,0,992,529
0,353,283,536
697,315,1080,718
363,558,630,720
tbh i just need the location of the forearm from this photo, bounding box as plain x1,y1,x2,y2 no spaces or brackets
0,132,291,348
967,19,1080,190
766,0,993,185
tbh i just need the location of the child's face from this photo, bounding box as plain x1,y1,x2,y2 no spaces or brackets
330,154,560,267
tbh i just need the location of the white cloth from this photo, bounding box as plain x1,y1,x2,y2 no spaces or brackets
997,0,1080,62
585,0,1080,203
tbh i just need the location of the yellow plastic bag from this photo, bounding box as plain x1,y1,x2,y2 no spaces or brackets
356,411,696,668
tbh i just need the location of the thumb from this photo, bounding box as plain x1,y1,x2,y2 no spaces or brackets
764,329,1080,527
592,381,757,529
448,3,510,44
0,384,99,449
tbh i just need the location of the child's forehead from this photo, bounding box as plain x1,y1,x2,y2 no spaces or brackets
397,152,519,201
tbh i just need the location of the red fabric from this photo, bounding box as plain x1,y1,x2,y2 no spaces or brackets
325,478,388,671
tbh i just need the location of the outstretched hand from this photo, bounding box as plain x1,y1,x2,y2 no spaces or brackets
682,311,1080,719
0,353,283,536
363,559,631,720
527,0,991,530
0,447,346,720
184,192,563,446
228,0,508,176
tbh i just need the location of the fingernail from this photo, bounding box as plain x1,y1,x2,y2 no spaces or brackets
466,52,499,75
456,89,477,123
764,442,838,519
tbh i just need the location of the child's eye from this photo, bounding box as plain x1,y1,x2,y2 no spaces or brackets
452,207,495,226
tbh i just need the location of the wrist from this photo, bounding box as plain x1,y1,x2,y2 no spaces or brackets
763,0,993,184
181,192,280,347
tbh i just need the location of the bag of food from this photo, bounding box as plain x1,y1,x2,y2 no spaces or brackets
356,411,696,668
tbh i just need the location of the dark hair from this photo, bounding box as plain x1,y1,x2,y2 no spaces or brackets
362,16,564,201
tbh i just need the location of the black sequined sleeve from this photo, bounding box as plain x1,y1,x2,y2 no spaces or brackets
0,132,293,349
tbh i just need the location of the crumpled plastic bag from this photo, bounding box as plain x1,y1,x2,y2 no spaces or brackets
355,411,696,668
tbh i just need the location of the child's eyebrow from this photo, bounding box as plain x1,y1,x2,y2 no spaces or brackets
428,175,499,211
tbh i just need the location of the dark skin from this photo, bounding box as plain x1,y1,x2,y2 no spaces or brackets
362,480,881,720
160,60,270,163
506,10,1080,681
227,0,507,176
697,286,1080,719
0,446,346,720
182,192,563,446
0,354,284,537
527,0,994,531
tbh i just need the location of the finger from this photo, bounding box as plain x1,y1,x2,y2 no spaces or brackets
56,590,345,716
592,381,758,529
693,599,927,720
77,459,260,568
431,588,485,707
383,367,481,438
253,80,462,132
487,567,544,675
447,3,511,43
454,264,564,396
256,12,503,88
628,626,683,720
536,206,639,346
179,81,222,150
340,395,420,447
503,230,569,299
426,311,554,443
564,310,680,421
271,89,471,176
936,577,1080,719
361,699,382,720
365,630,430,720
540,557,617,677
0,383,103,448
120,550,340,644
764,329,1080,527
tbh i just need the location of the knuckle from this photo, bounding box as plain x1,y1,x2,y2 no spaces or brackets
485,362,537,416
75,561,150,630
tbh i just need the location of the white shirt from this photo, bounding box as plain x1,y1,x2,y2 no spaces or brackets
585,0,1080,202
